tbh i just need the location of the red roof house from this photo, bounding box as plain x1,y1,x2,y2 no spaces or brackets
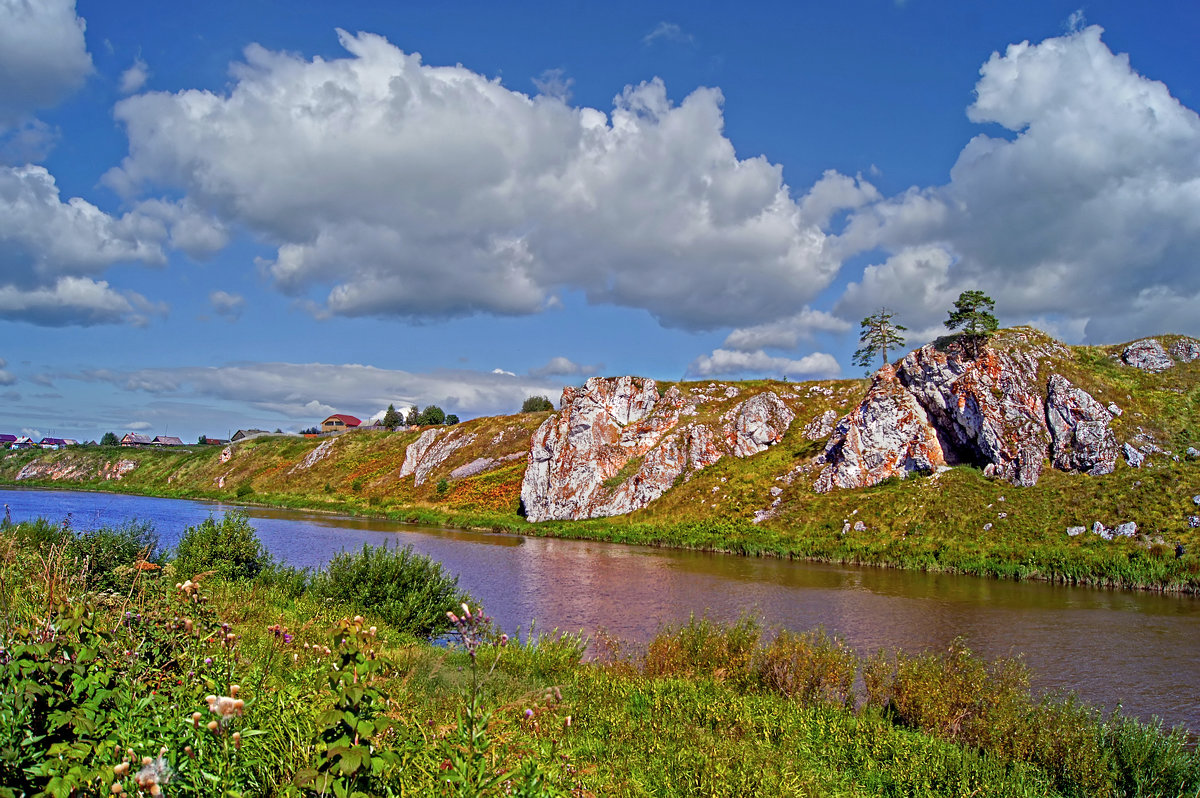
321,414,361,433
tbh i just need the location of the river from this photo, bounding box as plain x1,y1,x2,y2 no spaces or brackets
3,486,1198,732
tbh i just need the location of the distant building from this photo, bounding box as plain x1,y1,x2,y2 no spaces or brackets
39,437,75,449
321,414,361,434
152,436,185,446
231,429,269,442
0,434,15,446
121,433,152,446
11,436,34,449
202,437,228,445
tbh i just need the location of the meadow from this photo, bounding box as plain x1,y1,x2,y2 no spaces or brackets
2,512,1198,797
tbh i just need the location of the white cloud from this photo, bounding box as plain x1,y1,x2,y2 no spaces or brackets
118,56,148,94
134,198,228,257
532,68,573,102
687,348,840,379
0,357,14,385
106,31,844,330
125,421,152,431
0,164,166,325
528,356,601,377
209,290,244,321
722,307,852,352
0,276,164,327
642,22,695,47
73,361,569,420
0,0,92,126
491,368,516,377
836,26,1200,342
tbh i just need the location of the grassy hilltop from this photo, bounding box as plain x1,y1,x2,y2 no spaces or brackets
2,330,1199,591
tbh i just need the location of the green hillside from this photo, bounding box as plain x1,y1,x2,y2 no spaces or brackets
3,332,1198,591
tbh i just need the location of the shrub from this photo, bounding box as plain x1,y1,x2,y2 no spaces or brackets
521,396,554,413
172,511,272,582
68,520,162,591
236,482,255,498
642,614,760,689
312,543,467,637
757,628,857,707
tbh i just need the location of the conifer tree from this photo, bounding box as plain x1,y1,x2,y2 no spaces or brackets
852,308,908,370
945,290,999,358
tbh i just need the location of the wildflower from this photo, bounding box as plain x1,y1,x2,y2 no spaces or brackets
232,731,242,750
113,761,130,777
133,755,171,794
204,657,212,665
524,708,534,719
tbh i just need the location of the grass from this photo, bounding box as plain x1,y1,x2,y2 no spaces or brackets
1,332,1198,593
3,514,1199,796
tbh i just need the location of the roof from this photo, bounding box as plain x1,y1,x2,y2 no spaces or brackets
40,437,68,445
323,414,362,426
122,433,153,444
153,436,184,445
0,434,15,442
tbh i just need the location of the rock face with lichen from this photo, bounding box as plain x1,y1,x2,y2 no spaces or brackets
815,329,1111,492
399,428,478,486
521,376,796,521
16,456,138,481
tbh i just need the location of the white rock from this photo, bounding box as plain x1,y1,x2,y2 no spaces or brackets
1121,339,1174,372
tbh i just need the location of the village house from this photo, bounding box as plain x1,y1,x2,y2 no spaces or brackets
121,433,152,446
152,436,185,446
231,429,269,442
321,414,361,434
0,434,15,447
38,437,77,449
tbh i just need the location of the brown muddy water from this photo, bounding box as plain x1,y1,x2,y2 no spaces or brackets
4,487,1198,732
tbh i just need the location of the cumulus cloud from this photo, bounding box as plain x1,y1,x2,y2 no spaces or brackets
209,290,244,321
0,164,166,325
73,362,568,421
687,349,840,379
836,26,1200,341
722,307,852,352
133,198,228,257
528,356,601,377
118,56,148,94
0,0,92,125
106,31,844,329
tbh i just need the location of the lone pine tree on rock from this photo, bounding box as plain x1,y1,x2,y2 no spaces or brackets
853,308,907,370
945,290,998,358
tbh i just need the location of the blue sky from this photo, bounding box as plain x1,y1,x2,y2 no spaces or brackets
2,1,1198,443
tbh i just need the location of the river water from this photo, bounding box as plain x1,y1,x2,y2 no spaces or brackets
3,487,1198,732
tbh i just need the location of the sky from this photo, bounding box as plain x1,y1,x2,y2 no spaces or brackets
2,1,1199,443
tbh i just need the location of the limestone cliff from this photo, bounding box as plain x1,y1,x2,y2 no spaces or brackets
814,330,1193,492
521,376,796,521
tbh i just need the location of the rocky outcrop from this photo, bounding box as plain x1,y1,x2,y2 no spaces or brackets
894,340,1056,486
1123,339,1174,372
521,376,797,521
814,366,944,492
290,438,335,472
1045,374,1117,475
399,428,477,486
1170,337,1200,363
16,457,138,481
814,332,1115,492
803,409,838,440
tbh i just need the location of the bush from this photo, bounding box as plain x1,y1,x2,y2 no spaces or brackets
172,512,272,582
236,482,255,498
313,543,467,637
521,396,554,413
642,614,760,689
757,628,857,707
68,520,162,591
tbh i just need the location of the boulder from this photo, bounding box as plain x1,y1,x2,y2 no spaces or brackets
1188,516,1199,529
399,428,477,486
723,391,795,457
802,409,839,440
1122,443,1145,468
1122,339,1174,372
1066,526,1086,536
1114,522,1138,538
814,365,945,492
1045,374,1116,475
1169,337,1200,363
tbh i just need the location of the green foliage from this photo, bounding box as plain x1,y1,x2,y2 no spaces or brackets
100,431,120,446
853,307,908,370
436,478,450,496
68,520,162,591
445,414,460,425
235,482,255,498
521,396,554,413
313,543,466,637
382,403,403,430
757,628,857,707
404,406,419,426
418,405,446,426
173,511,272,582
945,289,999,357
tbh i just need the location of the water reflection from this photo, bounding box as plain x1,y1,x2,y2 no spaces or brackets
3,487,1197,732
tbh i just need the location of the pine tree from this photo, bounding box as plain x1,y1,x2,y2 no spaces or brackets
945,290,999,358
852,308,908,370
382,403,403,430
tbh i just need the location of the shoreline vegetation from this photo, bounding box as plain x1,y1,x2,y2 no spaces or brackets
3,463,1200,595
1,512,1198,797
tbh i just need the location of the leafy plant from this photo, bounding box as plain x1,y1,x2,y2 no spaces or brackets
173,512,272,582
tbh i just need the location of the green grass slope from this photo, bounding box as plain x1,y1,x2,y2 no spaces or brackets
2,331,1198,590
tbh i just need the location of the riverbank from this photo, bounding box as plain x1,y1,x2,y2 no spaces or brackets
2,514,1197,796
5,454,1200,596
